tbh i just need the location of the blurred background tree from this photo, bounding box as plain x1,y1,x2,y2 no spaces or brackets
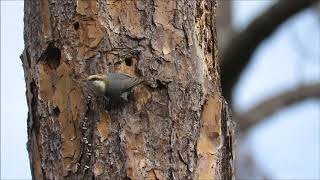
217,0,320,179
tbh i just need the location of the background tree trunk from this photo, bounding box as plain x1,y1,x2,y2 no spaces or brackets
21,0,234,179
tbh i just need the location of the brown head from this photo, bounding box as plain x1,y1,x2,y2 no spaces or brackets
83,74,109,95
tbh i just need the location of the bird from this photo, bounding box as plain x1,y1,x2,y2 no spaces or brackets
83,73,144,102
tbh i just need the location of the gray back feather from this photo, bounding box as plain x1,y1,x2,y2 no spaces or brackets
106,73,143,95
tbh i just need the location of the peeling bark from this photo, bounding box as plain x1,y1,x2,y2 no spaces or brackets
22,0,234,179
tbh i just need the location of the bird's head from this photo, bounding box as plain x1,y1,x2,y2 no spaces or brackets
83,74,109,95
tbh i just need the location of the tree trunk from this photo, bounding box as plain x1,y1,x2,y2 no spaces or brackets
21,0,234,179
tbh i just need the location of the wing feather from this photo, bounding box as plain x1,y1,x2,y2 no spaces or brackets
106,73,144,94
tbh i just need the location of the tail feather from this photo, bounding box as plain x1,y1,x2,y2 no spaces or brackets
126,77,144,90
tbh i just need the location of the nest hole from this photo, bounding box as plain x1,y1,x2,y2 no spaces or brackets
125,57,133,66
73,22,80,31
46,46,61,69
52,106,60,117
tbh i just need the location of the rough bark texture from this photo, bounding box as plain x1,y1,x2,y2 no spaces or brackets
22,0,234,179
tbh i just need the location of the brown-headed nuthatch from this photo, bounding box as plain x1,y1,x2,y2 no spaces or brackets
83,73,144,101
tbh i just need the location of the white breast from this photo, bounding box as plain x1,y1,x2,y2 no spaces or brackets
92,80,106,95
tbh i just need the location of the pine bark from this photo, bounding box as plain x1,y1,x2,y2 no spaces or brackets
21,0,234,179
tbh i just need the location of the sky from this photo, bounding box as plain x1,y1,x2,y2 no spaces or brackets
1,0,319,179
1,1,31,179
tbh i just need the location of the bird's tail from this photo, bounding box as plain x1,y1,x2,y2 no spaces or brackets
126,77,145,90
133,77,145,87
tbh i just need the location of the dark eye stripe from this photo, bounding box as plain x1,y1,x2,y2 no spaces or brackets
89,77,102,81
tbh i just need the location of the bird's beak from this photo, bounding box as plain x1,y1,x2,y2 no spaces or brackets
80,78,89,82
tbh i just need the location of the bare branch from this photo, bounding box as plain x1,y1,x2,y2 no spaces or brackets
236,82,320,132
220,0,318,102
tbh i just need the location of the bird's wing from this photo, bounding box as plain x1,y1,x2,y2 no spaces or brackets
122,77,144,90
108,73,143,92
108,73,132,80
